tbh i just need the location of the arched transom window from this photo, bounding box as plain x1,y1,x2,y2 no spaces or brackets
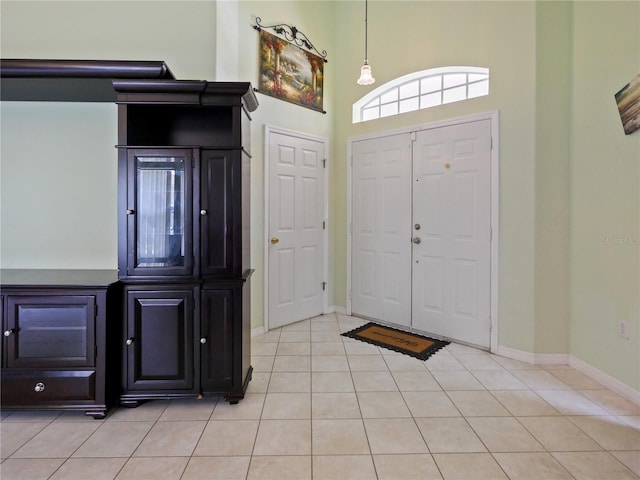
353,66,489,123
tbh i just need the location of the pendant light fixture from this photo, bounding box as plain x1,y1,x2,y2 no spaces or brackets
357,0,375,85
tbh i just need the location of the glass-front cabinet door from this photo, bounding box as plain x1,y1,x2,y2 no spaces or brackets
5,295,96,368
127,149,193,277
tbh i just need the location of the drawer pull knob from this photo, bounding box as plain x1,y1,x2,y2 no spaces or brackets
3,329,14,337
126,338,134,346
200,209,207,216
34,382,45,393
200,337,207,344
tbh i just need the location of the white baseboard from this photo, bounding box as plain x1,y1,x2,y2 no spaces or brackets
496,344,639,407
331,305,347,315
494,345,537,364
251,325,266,337
569,356,640,407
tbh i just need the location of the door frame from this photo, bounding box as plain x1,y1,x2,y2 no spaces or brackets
347,111,500,352
264,125,330,331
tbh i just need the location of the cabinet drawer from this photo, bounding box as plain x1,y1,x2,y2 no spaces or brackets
1,370,96,406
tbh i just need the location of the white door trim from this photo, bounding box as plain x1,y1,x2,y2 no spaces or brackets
264,125,329,332
347,111,500,352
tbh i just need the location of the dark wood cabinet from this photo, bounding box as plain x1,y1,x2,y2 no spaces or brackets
115,80,257,405
0,270,119,419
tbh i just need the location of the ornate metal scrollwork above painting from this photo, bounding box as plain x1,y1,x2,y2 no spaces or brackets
253,17,327,113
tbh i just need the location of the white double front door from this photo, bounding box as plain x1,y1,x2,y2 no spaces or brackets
351,119,493,348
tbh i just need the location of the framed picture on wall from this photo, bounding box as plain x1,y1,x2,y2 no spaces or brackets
615,73,640,135
257,29,325,113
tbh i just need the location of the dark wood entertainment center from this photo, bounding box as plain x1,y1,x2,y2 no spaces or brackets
0,59,258,417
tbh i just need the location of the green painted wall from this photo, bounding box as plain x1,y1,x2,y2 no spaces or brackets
1,0,638,391
570,1,640,390
534,1,572,355
0,0,219,271
223,1,337,329
1,102,117,269
332,0,538,353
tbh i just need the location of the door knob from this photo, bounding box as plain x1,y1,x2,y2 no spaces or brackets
200,337,207,344
126,338,134,346
200,209,207,216
270,237,280,244
3,329,15,337
414,224,421,230
412,237,422,244
34,382,45,393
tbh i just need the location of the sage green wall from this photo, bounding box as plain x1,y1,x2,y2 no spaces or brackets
332,1,538,353
0,0,337,331
2,1,639,391
534,1,572,355
1,102,117,269
570,1,640,390
0,0,219,271
218,1,337,329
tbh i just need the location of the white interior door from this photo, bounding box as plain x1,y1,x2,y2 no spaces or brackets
350,119,492,348
411,120,492,348
268,129,326,329
351,134,412,327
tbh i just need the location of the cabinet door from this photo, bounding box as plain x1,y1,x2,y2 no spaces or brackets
4,295,96,368
125,289,195,391
127,149,194,277
200,288,236,390
200,150,241,277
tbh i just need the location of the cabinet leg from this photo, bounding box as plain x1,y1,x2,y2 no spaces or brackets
84,410,107,420
120,400,143,408
224,395,243,405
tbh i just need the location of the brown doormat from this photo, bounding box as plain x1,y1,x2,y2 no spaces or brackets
342,322,449,361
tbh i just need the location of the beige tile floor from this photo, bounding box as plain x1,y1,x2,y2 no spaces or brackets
1,313,639,479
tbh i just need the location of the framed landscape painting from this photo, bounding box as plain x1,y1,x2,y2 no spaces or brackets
258,29,324,113
615,73,640,135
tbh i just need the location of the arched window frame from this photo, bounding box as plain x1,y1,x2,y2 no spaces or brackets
352,66,490,124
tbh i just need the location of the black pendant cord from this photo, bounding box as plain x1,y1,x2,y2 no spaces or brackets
364,0,369,65
253,17,328,63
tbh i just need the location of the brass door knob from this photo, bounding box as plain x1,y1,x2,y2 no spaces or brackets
271,237,280,244
444,163,451,169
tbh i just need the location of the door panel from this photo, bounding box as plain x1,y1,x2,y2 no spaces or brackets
5,295,95,368
200,288,235,390
268,131,326,328
200,150,240,278
412,120,491,347
126,289,194,391
351,134,412,327
126,149,193,277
